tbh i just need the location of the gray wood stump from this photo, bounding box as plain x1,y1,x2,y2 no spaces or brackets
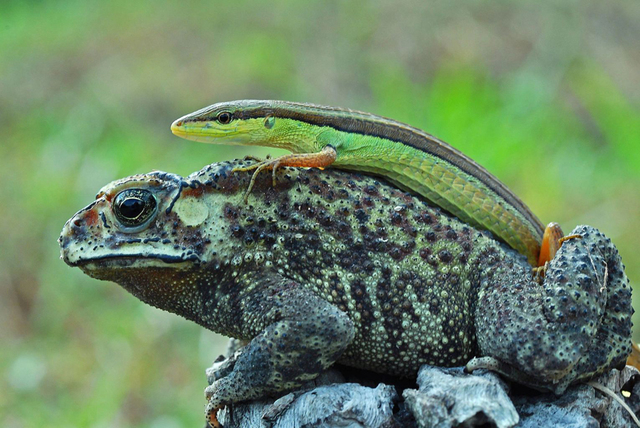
209,339,640,427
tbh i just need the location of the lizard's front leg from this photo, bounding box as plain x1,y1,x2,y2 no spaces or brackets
232,145,337,201
205,279,355,426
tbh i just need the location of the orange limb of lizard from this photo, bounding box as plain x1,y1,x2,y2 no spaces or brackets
233,145,338,202
627,342,640,371
534,222,582,276
537,222,565,268
207,406,222,428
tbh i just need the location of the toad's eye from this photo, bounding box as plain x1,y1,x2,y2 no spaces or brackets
113,189,157,229
216,112,232,124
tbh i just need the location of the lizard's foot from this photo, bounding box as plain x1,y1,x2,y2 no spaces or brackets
240,154,271,163
232,146,337,202
232,159,282,202
531,261,548,282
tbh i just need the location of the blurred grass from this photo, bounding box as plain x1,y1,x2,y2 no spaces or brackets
1,0,639,426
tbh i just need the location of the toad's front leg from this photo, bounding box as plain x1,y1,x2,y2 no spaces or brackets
470,225,632,394
205,279,355,426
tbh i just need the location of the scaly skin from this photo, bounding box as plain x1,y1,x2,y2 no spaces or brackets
171,100,545,266
59,159,632,423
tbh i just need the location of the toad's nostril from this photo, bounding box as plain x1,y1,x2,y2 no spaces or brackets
73,218,83,227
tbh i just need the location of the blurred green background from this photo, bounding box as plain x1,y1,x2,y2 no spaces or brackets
1,0,639,426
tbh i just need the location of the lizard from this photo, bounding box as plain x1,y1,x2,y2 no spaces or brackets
59,159,633,426
170,99,565,268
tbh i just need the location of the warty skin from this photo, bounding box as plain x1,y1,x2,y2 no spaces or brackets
60,159,632,420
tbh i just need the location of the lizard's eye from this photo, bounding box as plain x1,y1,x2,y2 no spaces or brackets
216,112,232,125
113,189,157,229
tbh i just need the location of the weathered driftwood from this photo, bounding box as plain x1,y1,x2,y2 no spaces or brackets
210,340,640,428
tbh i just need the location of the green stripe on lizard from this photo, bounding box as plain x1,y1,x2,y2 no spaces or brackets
171,100,545,266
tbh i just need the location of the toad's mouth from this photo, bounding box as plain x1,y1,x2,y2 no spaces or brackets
66,253,201,268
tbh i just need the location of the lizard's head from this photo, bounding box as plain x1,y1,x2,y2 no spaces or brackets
171,100,276,145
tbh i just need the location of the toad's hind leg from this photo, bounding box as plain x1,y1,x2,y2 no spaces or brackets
471,226,632,394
